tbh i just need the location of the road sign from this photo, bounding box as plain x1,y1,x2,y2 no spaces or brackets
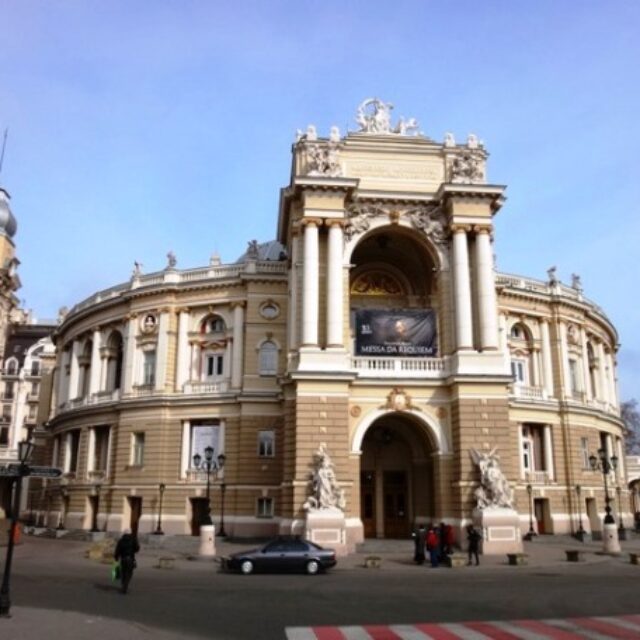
0,464,20,477
28,466,63,478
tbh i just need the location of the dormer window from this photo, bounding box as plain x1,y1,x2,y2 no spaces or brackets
202,315,225,334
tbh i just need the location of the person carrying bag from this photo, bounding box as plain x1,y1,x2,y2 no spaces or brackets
114,529,140,594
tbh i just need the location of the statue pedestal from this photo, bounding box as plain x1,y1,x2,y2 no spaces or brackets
198,525,216,557
305,508,351,557
473,508,523,555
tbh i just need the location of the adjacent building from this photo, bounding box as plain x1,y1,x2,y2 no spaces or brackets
39,101,627,545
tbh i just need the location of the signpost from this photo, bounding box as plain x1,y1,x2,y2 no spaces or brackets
0,465,62,478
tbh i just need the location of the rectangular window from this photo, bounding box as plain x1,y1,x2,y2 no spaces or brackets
257,497,273,518
131,432,145,466
142,351,156,386
522,439,532,472
580,437,590,469
68,430,80,472
30,362,40,376
511,359,526,385
205,354,224,379
31,382,40,396
4,382,14,400
2,405,11,421
190,423,221,465
258,430,275,457
569,359,580,393
0,426,8,446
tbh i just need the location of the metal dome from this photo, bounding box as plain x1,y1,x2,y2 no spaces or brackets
235,240,287,263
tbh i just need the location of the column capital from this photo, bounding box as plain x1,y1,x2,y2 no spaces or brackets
538,317,551,325
125,312,138,321
324,218,345,228
300,217,322,228
230,301,246,310
176,306,190,314
450,223,472,234
473,224,492,235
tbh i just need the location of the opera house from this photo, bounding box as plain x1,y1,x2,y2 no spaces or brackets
40,100,626,548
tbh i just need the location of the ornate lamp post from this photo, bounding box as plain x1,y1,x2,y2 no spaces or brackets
524,484,536,540
589,448,620,553
154,483,166,535
575,485,586,542
0,439,35,617
90,483,102,533
616,486,626,541
193,447,226,529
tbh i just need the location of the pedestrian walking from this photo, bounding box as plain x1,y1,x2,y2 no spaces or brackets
426,525,439,568
466,524,481,566
412,524,426,565
114,529,140,594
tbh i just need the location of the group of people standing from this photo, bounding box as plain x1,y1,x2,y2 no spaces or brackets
413,523,481,567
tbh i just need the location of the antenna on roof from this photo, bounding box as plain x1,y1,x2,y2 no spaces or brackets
0,129,8,178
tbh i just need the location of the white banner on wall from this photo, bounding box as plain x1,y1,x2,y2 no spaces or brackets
191,424,221,461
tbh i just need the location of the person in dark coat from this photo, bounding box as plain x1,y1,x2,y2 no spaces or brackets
114,529,140,594
412,524,426,565
445,524,455,555
466,524,481,566
438,522,448,561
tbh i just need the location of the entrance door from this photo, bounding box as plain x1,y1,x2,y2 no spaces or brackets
128,497,142,536
360,471,376,538
383,471,409,538
586,497,601,540
190,497,209,536
534,498,548,534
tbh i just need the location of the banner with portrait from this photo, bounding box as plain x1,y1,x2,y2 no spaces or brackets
355,309,437,357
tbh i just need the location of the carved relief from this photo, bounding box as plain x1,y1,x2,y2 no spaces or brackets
355,98,420,136
406,204,448,245
380,387,419,412
449,152,485,184
304,141,342,177
350,271,404,296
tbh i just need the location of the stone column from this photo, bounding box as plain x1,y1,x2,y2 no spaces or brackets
540,319,554,397
452,225,473,350
155,309,170,391
86,427,96,473
558,322,571,398
68,341,81,400
89,329,102,396
302,219,320,346
597,342,609,404
543,425,554,481
607,351,618,408
57,348,69,407
580,327,592,400
231,302,245,389
474,225,498,350
616,437,625,484
326,220,344,348
175,308,190,391
517,424,525,480
531,347,541,387
122,315,138,394
287,234,300,352
99,350,109,392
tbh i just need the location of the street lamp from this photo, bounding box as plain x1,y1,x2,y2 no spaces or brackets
589,448,620,553
193,447,226,529
524,484,536,541
616,486,626,541
574,485,586,542
0,439,35,617
90,483,102,533
154,483,166,535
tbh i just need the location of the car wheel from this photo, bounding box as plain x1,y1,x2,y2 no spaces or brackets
240,560,254,575
306,560,320,575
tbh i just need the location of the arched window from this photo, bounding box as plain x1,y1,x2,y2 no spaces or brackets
259,341,278,376
201,315,225,334
5,358,18,375
106,332,124,391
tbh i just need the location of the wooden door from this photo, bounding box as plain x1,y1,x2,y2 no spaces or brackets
128,497,142,536
190,497,209,536
534,498,546,534
383,471,409,538
360,471,376,538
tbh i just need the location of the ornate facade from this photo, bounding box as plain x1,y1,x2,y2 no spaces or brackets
39,101,626,545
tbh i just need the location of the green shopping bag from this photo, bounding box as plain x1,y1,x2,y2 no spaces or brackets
111,561,121,582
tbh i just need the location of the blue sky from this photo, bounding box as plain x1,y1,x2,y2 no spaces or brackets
1,1,638,398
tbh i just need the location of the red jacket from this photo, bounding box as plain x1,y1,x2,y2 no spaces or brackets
426,530,438,550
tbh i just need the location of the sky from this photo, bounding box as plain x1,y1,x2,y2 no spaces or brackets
0,1,638,398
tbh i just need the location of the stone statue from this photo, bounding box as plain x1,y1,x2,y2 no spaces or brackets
467,133,480,149
470,447,514,509
246,240,260,260
166,251,177,269
571,273,583,292
547,266,558,286
329,126,341,142
57,306,69,323
132,261,142,277
303,443,346,511
306,125,318,141
444,132,456,147
209,252,221,266
450,153,484,184
407,205,448,245
355,98,420,136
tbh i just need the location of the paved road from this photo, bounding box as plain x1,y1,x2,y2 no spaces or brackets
2,536,640,639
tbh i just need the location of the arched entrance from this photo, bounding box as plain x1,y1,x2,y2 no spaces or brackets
359,412,437,539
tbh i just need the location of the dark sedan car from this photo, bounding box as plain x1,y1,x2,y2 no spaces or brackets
224,538,337,575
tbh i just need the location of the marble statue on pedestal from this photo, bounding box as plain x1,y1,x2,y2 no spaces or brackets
303,443,345,511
